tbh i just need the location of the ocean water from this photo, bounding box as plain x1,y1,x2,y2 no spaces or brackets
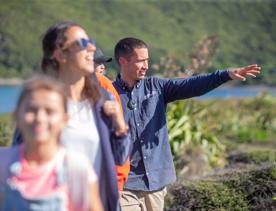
0,85,275,114
196,86,276,100
0,86,22,114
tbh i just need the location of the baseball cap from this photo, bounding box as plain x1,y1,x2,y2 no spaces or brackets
94,47,112,64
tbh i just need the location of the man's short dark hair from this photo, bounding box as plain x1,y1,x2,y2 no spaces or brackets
114,37,148,65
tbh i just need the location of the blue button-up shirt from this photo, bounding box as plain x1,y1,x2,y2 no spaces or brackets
113,70,231,191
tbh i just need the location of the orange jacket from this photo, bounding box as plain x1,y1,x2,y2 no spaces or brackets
96,73,130,191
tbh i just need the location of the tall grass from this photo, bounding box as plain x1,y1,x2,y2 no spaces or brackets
167,94,276,169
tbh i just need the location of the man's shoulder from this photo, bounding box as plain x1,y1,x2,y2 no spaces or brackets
143,76,164,83
142,76,168,88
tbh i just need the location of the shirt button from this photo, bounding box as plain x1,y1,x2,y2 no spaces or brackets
143,156,147,160
146,172,149,176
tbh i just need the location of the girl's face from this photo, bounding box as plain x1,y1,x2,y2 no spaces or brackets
59,26,96,77
17,89,67,145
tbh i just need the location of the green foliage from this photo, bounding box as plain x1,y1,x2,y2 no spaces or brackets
166,181,249,211
202,94,276,144
195,182,248,211
167,100,226,168
248,150,276,164
167,95,276,171
271,167,276,180
0,0,275,84
246,150,276,164
229,149,276,166
166,164,276,211
0,114,14,146
223,165,276,210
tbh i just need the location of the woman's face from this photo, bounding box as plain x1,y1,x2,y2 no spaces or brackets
17,89,67,145
59,26,96,77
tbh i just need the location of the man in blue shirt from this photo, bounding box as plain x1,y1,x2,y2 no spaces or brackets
112,37,261,211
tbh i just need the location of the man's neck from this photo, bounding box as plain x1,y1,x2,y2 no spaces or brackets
120,73,138,89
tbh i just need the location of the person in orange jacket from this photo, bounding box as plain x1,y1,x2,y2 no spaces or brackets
94,47,130,191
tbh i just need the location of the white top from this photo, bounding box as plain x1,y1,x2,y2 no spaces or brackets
60,99,101,175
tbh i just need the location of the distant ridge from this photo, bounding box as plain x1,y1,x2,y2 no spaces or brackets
0,78,23,86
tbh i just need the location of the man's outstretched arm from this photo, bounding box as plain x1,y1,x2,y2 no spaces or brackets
161,64,261,103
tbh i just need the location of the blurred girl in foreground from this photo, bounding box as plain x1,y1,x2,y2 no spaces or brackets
1,76,103,211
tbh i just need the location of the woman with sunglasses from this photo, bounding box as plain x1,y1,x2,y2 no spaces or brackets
1,76,103,211
13,21,130,211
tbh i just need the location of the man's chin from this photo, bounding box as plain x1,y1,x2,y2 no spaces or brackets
138,75,146,80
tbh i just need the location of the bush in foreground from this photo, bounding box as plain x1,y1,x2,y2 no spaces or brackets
165,164,276,211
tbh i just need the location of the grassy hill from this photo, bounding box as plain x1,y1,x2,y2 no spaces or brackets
0,0,275,84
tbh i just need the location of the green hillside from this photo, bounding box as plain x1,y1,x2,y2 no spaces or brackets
0,0,275,84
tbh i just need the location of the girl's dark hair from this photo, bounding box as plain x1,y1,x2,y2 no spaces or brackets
41,21,102,104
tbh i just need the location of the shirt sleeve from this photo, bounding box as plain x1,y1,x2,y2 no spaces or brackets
160,70,231,103
110,132,132,166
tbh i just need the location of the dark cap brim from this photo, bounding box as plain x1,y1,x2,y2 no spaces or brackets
94,56,112,64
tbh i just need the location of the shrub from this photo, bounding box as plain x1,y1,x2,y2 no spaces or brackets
166,164,276,211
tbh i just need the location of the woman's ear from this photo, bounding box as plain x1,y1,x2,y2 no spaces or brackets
53,49,67,63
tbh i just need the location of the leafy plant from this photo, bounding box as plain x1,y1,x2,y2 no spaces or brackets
166,164,276,211
167,100,226,168
0,114,14,146
204,93,276,144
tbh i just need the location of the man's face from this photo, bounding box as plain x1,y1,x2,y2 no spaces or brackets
122,47,149,83
94,63,106,75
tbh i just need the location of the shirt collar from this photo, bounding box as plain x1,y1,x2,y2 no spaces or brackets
116,74,142,90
